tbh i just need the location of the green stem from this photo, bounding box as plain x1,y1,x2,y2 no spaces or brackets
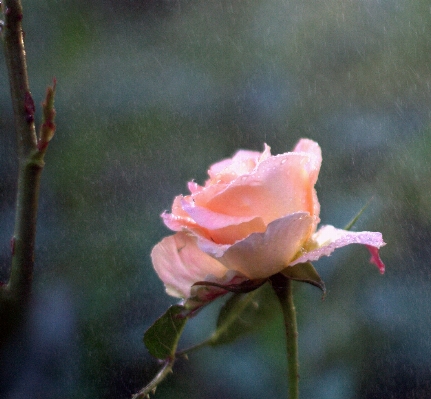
0,0,46,346
271,274,299,399
176,337,212,357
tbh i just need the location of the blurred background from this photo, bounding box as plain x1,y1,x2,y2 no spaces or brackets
1,0,431,397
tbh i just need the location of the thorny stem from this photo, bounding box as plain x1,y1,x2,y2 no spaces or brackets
134,288,263,398
271,274,299,399
0,0,55,346
131,359,175,399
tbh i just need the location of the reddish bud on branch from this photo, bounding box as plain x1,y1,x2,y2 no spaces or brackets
38,78,57,152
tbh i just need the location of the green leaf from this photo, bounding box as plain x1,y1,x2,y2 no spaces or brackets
144,305,189,359
344,197,373,231
281,262,326,295
209,283,275,346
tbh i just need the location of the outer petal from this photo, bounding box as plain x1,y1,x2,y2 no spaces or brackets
151,232,229,298
162,195,197,231
217,212,315,279
290,225,386,272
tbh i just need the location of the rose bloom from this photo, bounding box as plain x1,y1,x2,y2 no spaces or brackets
151,139,385,300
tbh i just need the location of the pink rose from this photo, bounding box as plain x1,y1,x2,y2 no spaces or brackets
151,139,385,300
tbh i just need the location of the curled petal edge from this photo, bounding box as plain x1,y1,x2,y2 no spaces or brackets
365,245,385,274
290,225,386,273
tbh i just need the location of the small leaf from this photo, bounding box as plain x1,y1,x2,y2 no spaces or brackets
209,283,275,346
281,262,326,295
144,305,189,359
344,197,373,231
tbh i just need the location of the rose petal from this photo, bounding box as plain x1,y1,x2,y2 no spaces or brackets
293,138,322,185
180,197,267,243
181,197,259,230
207,144,271,182
188,181,201,194
293,138,322,221
290,225,386,269
162,196,196,231
204,217,267,244
217,212,315,279
151,232,229,298
195,152,321,228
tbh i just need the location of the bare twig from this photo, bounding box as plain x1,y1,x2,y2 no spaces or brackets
0,0,55,346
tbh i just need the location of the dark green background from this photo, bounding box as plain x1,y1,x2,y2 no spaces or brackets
1,0,431,397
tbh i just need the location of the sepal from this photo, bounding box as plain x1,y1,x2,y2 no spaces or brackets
192,277,267,294
184,277,267,312
281,262,326,295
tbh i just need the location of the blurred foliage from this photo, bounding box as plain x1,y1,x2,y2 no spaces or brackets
1,0,431,398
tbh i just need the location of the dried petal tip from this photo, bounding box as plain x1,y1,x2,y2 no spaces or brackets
366,245,385,274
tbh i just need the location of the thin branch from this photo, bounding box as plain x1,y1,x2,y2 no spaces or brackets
2,0,38,156
131,359,175,399
1,0,55,344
